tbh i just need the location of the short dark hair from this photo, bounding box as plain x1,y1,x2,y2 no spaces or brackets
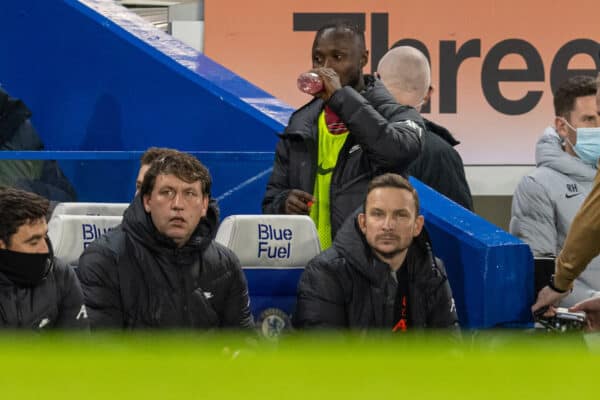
140,151,212,197
364,173,420,214
553,75,597,118
312,20,366,53
140,147,180,167
0,187,49,246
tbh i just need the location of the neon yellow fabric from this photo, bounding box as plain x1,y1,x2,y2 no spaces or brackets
310,111,349,250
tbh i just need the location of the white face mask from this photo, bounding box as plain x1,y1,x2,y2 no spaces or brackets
559,117,600,166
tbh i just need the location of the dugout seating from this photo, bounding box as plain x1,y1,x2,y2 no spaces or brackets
48,214,122,265
215,215,321,337
51,202,129,218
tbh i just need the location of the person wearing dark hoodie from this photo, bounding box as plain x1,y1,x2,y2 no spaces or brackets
0,86,76,202
294,173,458,331
377,46,473,210
77,151,253,329
0,187,88,330
262,21,424,251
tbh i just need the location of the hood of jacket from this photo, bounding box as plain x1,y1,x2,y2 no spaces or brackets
0,87,32,143
283,75,411,139
121,194,217,255
424,118,460,147
333,208,435,288
535,126,597,181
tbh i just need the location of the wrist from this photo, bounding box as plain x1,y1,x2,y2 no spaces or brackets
549,274,569,293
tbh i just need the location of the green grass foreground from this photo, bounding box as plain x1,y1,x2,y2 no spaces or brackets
0,331,597,399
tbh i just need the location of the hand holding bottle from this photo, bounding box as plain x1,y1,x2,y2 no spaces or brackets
297,72,323,95
297,68,341,101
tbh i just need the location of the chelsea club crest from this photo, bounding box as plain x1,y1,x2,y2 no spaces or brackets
258,308,291,339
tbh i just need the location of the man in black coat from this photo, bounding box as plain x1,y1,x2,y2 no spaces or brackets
77,151,253,329
0,187,88,330
377,46,473,210
262,21,424,250
294,173,458,331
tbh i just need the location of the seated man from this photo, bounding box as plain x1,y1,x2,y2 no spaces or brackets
0,87,76,202
77,150,253,329
511,75,600,307
0,187,88,329
377,45,473,210
294,173,458,330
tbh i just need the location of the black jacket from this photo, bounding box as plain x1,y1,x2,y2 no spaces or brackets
294,210,459,330
0,87,77,202
407,119,473,210
77,196,253,330
0,261,89,330
262,76,424,239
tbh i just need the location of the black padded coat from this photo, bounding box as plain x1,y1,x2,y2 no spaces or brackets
77,196,253,330
262,76,424,239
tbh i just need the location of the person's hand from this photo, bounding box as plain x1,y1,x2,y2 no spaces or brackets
311,67,342,102
531,285,569,317
284,189,315,215
570,297,600,332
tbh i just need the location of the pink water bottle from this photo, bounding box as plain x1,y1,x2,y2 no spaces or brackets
297,72,323,95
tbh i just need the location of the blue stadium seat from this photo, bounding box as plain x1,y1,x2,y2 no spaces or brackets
215,215,320,336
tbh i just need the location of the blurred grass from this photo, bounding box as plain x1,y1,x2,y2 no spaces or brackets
0,331,597,399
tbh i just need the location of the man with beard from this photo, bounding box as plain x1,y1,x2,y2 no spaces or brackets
294,173,458,330
262,21,424,251
77,151,253,329
0,187,88,329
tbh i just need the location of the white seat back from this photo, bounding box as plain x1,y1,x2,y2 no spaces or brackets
215,215,321,268
51,202,128,218
48,215,123,265
215,215,321,337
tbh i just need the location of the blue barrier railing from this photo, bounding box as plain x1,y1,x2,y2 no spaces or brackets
0,151,275,215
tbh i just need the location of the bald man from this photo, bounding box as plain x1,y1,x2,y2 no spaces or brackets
378,46,473,210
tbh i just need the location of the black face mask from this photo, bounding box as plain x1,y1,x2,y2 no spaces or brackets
0,240,53,287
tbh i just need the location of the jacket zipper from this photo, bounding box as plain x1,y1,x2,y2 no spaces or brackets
14,287,22,327
0,301,7,324
174,249,190,326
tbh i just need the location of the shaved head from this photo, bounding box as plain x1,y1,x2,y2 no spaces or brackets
377,46,431,109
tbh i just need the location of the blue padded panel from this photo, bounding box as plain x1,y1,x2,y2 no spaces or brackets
410,177,534,328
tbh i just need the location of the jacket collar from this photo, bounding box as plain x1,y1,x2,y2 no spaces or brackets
536,126,597,180
334,208,437,288
424,119,460,147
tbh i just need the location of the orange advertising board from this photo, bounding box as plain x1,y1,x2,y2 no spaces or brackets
204,0,600,164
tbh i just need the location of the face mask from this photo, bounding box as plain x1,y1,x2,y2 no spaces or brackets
560,118,600,166
0,239,53,287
